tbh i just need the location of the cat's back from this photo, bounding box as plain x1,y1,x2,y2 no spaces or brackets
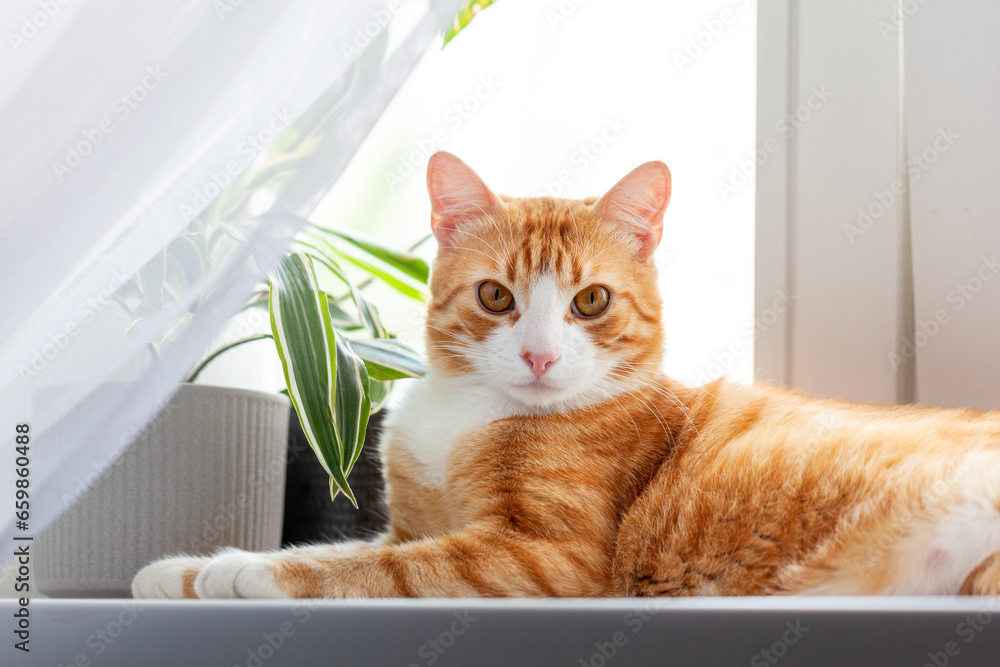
614,379,1000,596
681,379,1000,473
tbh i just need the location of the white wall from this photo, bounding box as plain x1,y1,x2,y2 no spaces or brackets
757,0,902,404
757,0,1000,410
905,1,1000,410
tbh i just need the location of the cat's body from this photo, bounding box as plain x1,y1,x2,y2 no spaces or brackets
379,374,1000,598
133,153,1000,600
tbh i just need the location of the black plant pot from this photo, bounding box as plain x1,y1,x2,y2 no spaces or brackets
281,409,389,546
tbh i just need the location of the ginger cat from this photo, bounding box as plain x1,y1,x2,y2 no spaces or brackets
133,152,1000,600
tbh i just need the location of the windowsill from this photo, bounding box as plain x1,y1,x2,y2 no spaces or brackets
9,596,997,665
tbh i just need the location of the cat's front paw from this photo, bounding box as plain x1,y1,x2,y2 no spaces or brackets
194,548,286,599
132,549,287,599
132,554,210,599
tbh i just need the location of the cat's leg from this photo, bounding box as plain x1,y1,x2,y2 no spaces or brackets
959,551,1000,595
135,526,606,599
132,534,395,599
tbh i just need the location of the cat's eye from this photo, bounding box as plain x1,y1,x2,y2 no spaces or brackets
573,285,610,317
478,280,514,313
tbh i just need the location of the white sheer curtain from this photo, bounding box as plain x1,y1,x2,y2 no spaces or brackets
0,0,464,558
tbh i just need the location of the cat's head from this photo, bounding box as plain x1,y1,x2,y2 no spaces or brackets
424,151,670,413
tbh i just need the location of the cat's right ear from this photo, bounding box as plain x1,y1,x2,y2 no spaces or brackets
593,161,672,262
427,152,503,248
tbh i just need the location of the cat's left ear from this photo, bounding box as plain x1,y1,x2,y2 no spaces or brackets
426,151,503,249
593,161,672,261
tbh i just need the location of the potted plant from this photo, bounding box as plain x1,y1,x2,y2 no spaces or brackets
188,225,431,545
34,225,428,597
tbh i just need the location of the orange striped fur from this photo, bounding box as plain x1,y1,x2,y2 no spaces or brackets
133,153,1000,600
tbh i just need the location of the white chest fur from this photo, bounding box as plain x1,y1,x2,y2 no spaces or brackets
384,374,515,487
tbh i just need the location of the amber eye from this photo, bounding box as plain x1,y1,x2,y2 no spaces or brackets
573,285,610,317
478,280,514,313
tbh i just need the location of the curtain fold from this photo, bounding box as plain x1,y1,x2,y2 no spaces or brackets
0,0,465,558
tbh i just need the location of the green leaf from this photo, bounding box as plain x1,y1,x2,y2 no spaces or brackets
333,333,371,473
326,239,426,301
325,297,364,330
351,338,428,381
443,0,496,46
249,289,362,330
369,379,392,413
297,240,387,338
315,226,430,284
269,253,356,506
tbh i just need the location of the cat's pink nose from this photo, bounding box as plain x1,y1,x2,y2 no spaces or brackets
521,350,560,379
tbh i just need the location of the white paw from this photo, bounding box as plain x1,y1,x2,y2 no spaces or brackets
132,555,208,599
194,548,286,599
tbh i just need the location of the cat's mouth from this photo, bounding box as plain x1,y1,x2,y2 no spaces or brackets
514,376,558,389
511,377,564,399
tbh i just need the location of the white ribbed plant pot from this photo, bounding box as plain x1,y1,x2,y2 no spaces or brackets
35,384,290,598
